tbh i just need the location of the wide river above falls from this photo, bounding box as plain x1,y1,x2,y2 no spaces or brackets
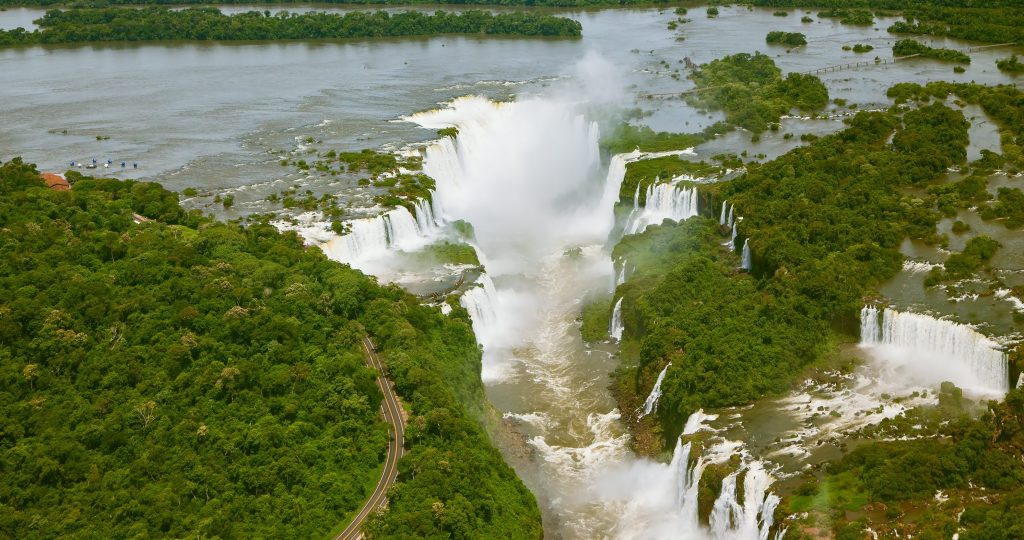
3,5,1023,538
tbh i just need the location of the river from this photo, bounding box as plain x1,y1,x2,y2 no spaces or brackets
3,4,1023,538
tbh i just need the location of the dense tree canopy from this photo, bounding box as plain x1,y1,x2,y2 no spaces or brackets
687,53,829,134
0,159,541,538
0,7,582,46
611,102,973,447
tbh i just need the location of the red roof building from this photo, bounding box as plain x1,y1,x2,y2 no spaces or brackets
41,173,70,191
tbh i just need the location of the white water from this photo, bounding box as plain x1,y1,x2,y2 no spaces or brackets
609,297,625,341
624,179,699,235
740,239,752,272
406,87,779,537
332,57,780,537
639,363,671,417
590,411,780,540
319,204,436,266
615,259,629,287
719,201,729,226
860,306,1009,396
461,273,500,343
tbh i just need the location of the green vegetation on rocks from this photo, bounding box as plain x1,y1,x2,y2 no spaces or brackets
786,386,1024,537
818,8,873,26
0,158,541,539
887,81,1024,169
687,52,828,134
603,125,705,155
997,54,1024,73
981,187,1024,229
925,235,1001,286
612,102,971,449
0,7,583,47
619,156,722,202
765,31,807,46
893,38,971,63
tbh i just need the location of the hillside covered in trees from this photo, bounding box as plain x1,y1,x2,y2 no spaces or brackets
0,159,541,538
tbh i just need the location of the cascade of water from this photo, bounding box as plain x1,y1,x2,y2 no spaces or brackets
729,223,738,250
639,363,671,417
609,297,624,341
727,205,734,228
624,180,699,235
413,198,440,235
461,274,499,336
709,472,742,535
683,409,719,435
615,259,628,287
719,201,728,226
320,204,434,265
860,306,881,345
741,239,752,271
707,463,778,539
860,305,1009,394
667,439,707,530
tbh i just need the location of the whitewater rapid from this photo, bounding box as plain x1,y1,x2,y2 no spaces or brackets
401,94,781,539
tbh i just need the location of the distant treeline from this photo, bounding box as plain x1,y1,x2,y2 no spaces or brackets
742,0,1024,44
5,0,674,6
0,7,582,46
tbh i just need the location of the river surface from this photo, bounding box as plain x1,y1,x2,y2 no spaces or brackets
3,5,1023,538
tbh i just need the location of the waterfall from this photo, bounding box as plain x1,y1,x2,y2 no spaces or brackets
719,201,728,225
728,223,738,250
660,411,779,539
741,239,752,271
615,259,628,287
860,306,881,345
639,363,671,418
860,305,1009,395
413,198,441,236
709,472,741,535
667,439,707,530
461,274,499,336
624,180,699,235
708,462,778,540
609,297,624,341
320,204,435,265
727,205,734,229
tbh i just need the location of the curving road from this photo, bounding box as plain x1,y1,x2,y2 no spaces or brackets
335,337,406,540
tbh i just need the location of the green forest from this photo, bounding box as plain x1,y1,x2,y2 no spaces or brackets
893,38,971,63
0,159,541,538
609,99,979,447
0,8,581,46
765,30,806,47
740,1,1024,44
785,385,1024,537
686,53,829,134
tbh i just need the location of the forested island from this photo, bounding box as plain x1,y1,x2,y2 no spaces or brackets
0,159,542,538
0,8,581,46
599,65,1024,533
